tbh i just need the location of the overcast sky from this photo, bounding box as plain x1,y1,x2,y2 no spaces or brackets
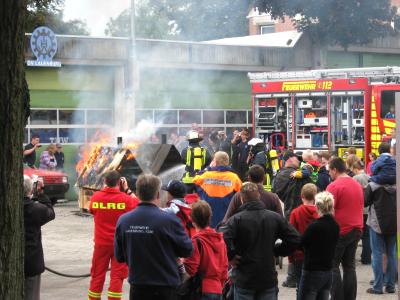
63,0,130,36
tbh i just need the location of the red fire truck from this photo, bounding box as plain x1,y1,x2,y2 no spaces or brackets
249,66,400,161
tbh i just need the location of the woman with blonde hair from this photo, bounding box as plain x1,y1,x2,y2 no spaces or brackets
345,154,360,177
39,144,57,171
297,192,340,300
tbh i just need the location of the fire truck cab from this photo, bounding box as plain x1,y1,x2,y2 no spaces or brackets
249,67,400,161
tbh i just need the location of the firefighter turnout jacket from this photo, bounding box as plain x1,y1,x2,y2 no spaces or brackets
181,143,212,184
193,166,242,228
88,187,139,300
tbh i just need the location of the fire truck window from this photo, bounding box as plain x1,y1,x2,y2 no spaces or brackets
203,110,224,124
154,110,177,124
87,110,113,125
59,110,84,125
135,110,153,122
30,129,57,144
59,128,85,143
226,111,247,124
179,110,201,124
30,110,57,125
381,91,396,119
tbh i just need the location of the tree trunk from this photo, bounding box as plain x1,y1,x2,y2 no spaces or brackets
0,0,30,299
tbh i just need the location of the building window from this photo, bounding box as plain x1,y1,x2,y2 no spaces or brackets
135,110,153,123
154,110,178,124
203,110,224,124
260,25,275,34
226,110,247,124
179,110,201,124
30,110,57,125
59,128,85,143
59,110,84,125
31,129,57,144
87,110,113,125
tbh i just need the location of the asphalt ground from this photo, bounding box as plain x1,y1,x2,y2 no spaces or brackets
40,203,398,299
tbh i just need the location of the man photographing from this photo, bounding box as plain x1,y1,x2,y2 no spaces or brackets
24,135,41,168
23,175,55,300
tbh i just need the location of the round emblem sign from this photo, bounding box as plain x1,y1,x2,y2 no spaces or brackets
30,26,57,61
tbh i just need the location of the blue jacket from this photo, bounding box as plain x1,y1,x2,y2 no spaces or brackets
114,202,193,287
370,153,396,185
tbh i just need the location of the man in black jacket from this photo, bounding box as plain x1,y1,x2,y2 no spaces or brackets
114,174,193,300
222,182,300,300
364,181,397,294
23,175,55,300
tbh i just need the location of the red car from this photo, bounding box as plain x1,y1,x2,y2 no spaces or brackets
24,166,70,202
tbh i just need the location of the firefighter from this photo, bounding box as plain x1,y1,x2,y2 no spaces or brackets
88,170,139,300
181,130,212,187
252,144,280,191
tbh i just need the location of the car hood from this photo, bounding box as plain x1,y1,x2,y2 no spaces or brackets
24,168,67,177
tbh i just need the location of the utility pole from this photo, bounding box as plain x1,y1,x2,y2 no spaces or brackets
129,0,137,125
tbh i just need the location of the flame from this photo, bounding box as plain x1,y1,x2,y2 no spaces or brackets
76,130,140,190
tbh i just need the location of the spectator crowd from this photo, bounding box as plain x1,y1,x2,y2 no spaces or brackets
23,125,398,300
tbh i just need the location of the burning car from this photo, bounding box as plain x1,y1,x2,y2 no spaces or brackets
23,166,69,203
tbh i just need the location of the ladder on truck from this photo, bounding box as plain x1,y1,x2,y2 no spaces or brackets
248,66,400,82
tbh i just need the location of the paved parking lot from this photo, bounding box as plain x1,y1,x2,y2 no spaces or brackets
40,204,397,299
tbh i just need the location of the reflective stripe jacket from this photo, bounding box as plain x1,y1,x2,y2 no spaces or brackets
90,187,139,246
193,166,242,227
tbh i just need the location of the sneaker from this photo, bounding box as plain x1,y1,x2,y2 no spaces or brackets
385,287,395,294
366,288,383,294
282,281,296,288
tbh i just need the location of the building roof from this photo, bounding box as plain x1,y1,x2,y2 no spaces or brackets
203,30,303,48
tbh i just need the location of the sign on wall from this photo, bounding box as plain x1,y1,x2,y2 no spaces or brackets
26,26,61,67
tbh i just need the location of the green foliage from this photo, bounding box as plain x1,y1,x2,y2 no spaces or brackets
26,0,89,35
106,0,252,41
256,0,397,48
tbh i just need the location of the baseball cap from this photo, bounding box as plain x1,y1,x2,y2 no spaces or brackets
56,143,62,148
162,180,186,198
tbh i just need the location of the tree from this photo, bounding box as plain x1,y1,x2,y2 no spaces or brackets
256,0,397,48
27,0,89,35
0,0,30,298
106,0,253,41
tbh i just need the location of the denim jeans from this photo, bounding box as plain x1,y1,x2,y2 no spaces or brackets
297,270,332,300
330,228,362,300
201,293,222,300
234,286,278,300
369,228,397,292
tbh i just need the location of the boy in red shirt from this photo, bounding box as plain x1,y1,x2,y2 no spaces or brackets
88,171,139,300
289,183,319,289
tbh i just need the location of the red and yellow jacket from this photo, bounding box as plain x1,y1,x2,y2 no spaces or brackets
89,187,139,246
193,166,242,227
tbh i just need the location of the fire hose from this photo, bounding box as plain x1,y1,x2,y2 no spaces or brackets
45,266,91,278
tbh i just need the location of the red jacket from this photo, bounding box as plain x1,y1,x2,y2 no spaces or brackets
289,204,318,262
89,187,139,246
184,227,228,294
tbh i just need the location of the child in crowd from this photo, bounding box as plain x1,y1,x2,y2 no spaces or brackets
183,200,228,299
370,142,396,185
291,149,320,184
289,183,319,289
